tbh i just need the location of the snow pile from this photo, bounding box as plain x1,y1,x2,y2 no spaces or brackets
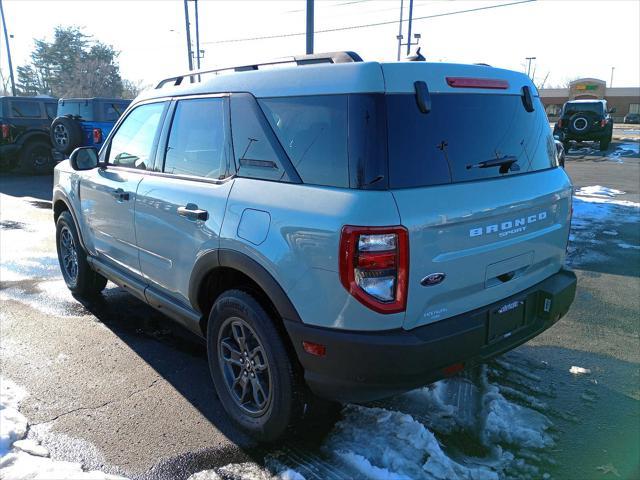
569,366,591,375
328,404,499,480
188,463,305,480
0,376,127,480
574,185,625,198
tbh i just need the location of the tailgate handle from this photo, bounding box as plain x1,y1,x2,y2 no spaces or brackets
497,271,516,283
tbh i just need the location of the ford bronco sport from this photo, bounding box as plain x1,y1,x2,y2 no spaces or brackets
0,95,58,173
553,99,614,151
53,52,577,441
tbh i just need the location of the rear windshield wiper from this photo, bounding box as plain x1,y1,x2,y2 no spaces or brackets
466,155,520,174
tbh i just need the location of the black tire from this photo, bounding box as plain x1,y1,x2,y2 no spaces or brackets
207,289,306,442
56,211,107,297
562,140,571,152
51,116,83,154
16,140,53,174
599,139,610,151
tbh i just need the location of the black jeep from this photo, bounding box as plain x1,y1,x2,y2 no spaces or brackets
553,99,614,151
0,96,58,173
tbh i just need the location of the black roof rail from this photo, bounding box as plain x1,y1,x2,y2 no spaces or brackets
155,51,363,89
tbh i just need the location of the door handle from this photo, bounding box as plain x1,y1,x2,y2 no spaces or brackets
111,188,130,201
177,203,209,221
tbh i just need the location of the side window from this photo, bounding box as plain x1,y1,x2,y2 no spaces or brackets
163,97,232,179
259,95,349,188
230,93,297,182
107,102,166,170
45,103,57,120
10,101,41,118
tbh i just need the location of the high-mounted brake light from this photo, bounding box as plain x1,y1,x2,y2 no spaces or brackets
1,123,9,139
339,226,409,314
446,77,509,89
93,128,102,144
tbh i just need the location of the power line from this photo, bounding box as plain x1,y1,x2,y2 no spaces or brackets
201,0,534,46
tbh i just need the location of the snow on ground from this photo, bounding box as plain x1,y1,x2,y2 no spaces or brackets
568,185,640,266
0,376,128,480
567,141,639,163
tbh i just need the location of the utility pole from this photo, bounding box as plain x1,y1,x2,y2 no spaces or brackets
405,0,414,56
525,56,536,77
194,0,201,70
396,0,403,61
183,0,194,75
306,0,314,54
610,66,615,88
0,0,16,96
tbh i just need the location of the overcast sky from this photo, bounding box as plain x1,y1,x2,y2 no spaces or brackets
1,0,639,90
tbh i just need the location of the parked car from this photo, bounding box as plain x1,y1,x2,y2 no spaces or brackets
623,112,640,124
53,52,577,441
0,95,58,173
50,98,131,160
553,99,614,151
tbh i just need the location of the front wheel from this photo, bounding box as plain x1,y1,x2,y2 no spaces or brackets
207,290,306,442
56,211,107,297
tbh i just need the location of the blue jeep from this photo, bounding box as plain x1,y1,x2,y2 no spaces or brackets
50,98,131,160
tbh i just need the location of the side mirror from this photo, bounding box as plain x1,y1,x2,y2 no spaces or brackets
69,147,99,171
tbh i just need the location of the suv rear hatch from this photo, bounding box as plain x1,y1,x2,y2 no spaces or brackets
381,63,572,330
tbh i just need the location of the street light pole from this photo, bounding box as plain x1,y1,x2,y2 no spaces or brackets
306,0,314,54
183,0,194,73
0,0,16,96
525,56,536,77
396,0,403,61
405,0,414,56
610,66,615,88
194,0,201,70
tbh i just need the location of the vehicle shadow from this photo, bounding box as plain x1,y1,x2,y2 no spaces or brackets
0,173,54,202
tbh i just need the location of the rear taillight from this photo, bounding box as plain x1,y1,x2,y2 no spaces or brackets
600,119,606,128
339,226,409,314
1,123,9,139
93,128,102,144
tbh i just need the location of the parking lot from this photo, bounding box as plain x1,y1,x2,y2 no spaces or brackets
1,132,639,479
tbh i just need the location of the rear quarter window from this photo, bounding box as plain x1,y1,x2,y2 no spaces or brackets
10,101,42,118
259,96,349,188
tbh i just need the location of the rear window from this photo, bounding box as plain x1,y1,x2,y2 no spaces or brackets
103,102,128,122
563,102,603,115
386,93,555,188
10,101,41,118
58,101,94,119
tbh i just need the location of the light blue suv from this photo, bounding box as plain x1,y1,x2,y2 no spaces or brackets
53,52,577,441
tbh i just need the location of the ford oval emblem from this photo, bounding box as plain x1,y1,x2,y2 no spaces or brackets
421,273,446,286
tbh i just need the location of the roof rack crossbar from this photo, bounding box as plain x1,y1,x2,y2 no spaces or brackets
155,51,362,89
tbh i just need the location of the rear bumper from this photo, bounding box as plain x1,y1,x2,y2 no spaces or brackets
555,128,610,141
284,268,577,403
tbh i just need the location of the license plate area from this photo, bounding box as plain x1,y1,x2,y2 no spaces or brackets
488,299,526,343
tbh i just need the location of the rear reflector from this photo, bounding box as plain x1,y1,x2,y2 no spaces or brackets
442,362,465,376
302,341,326,357
1,124,9,139
446,77,509,89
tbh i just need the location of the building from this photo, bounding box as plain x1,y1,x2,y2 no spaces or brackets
539,78,640,122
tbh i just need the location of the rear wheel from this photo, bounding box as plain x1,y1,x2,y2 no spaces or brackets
599,138,610,151
207,290,306,442
56,211,107,297
17,140,53,174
